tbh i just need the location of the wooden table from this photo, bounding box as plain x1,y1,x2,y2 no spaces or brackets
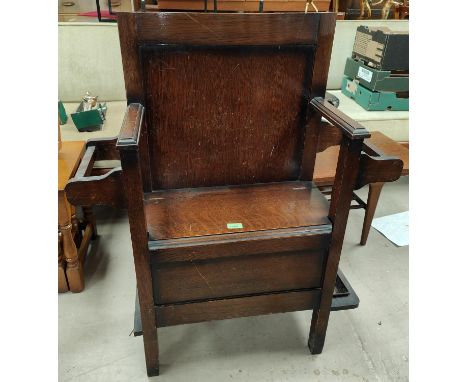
58,141,95,292
314,131,409,245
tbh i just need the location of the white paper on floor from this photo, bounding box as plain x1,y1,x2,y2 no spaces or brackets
371,211,409,246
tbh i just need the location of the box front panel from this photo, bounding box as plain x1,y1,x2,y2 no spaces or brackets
152,249,325,304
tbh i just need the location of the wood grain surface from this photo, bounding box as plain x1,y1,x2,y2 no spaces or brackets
152,249,325,304
314,131,409,186
144,181,331,240
116,12,343,376
58,141,86,191
133,12,323,46
156,289,321,327
141,45,314,189
149,225,331,263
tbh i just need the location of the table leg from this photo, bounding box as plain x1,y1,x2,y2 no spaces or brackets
58,232,68,293
70,205,82,247
360,182,385,246
58,191,84,293
82,205,97,239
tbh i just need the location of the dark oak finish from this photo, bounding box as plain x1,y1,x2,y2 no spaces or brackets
66,142,126,208
314,130,408,245
152,249,325,304
309,135,363,354
134,270,358,333
314,130,408,185
299,16,336,181
86,137,120,161
120,147,160,376
156,289,322,327
59,12,405,375
106,11,396,377
360,182,384,245
66,168,126,208
142,45,315,189
356,153,402,189
135,13,321,46
144,182,330,240
311,98,370,140
149,225,331,264
317,121,343,154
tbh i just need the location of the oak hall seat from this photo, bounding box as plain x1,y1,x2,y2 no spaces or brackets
61,13,402,376
112,11,378,377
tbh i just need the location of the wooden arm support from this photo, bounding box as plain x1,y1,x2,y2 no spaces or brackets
86,137,120,160
355,152,403,190
65,142,125,208
311,97,403,190
310,97,370,141
65,167,126,208
116,103,144,149
66,104,146,209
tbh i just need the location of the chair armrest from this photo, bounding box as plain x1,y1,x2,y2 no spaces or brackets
86,137,120,161
116,103,145,149
355,139,403,189
312,97,402,192
65,141,125,208
355,153,403,190
310,97,370,140
65,167,126,208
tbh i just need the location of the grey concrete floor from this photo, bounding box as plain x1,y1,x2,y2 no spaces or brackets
59,178,408,382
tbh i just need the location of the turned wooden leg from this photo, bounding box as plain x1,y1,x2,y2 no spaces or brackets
360,182,385,246
59,191,84,293
70,205,83,247
58,232,69,293
82,205,97,239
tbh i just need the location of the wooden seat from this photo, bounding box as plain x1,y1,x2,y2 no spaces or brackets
144,181,332,307
144,181,331,241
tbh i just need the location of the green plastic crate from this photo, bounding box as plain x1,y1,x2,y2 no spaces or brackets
344,57,409,93
341,77,409,111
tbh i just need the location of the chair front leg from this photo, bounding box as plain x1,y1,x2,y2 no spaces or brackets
308,135,364,353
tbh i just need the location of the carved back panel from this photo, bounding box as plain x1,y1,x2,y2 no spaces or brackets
118,12,336,190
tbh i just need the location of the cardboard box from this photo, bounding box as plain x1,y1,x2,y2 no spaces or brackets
341,77,409,111
344,57,409,92
352,26,409,71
